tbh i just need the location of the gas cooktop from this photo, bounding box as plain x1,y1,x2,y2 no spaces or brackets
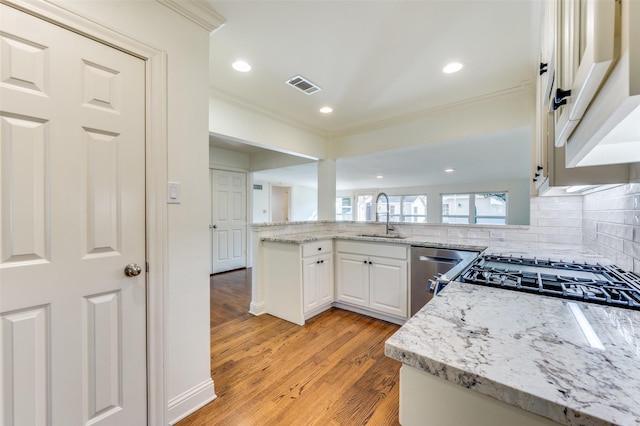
458,255,640,310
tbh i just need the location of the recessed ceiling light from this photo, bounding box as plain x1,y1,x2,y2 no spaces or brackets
376,175,384,179
444,168,455,173
319,106,333,114
232,60,251,72
443,62,463,74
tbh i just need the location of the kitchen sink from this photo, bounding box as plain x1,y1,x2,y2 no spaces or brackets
357,233,408,239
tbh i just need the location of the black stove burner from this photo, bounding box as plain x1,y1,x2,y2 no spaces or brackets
459,255,640,310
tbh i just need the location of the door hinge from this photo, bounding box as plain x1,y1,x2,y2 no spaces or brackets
146,262,149,273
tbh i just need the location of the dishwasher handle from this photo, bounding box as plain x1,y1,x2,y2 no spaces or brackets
418,255,461,264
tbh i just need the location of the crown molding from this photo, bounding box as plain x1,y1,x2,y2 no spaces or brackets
210,86,329,138
211,81,534,141
330,82,535,138
157,0,226,33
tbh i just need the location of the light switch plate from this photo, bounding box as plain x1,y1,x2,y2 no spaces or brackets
167,182,181,204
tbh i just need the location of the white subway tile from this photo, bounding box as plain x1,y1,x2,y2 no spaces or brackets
538,234,582,245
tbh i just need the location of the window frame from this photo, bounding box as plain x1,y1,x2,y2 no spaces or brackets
441,192,507,225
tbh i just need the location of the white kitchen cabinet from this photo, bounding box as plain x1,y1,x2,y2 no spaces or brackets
335,241,408,320
335,253,369,307
533,0,629,193
566,0,640,167
263,240,333,325
369,257,408,318
302,253,333,314
535,0,640,170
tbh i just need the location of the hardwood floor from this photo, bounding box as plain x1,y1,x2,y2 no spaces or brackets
177,268,402,426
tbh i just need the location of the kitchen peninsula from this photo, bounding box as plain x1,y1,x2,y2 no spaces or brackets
385,278,640,426
253,222,640,426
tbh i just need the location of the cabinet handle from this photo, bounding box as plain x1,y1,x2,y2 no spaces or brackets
539,62,548,75
552,88,571,111
368,261,373,265
318,247,322,251
363,260,367,264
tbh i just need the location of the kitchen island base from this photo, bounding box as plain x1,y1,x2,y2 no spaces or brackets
400,365,560,426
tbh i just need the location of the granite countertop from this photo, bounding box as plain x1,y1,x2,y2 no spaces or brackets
260,231,486,253
385,282,640,425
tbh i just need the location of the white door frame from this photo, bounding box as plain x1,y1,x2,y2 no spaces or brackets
1,1,169,424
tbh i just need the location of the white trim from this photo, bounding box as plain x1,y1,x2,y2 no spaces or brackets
0,1,169,424
249,300,267,316
157,0,226,32
145,51,169,426
167,378,217,425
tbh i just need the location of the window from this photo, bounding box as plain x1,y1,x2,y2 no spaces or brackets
441,192,507,225
355,193,374,221
474,193,507,224
335,197,353,221
441,194,470,224
377,194,427,223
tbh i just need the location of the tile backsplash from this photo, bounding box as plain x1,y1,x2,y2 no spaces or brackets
582,182,640,273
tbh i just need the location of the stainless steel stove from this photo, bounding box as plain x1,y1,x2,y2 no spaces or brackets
457,254,640,310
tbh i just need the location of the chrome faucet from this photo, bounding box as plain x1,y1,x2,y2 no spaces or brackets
375,192,394,235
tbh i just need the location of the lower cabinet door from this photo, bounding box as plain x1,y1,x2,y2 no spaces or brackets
303,257,320,314
317,256,334,305
369,256,408,318
336,253,370,307
303,256,334,314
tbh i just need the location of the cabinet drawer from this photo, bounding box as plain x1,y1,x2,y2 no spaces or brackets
302,240,333,257
336,240,407,260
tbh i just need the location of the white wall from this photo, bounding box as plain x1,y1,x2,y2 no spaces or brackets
209,97,327,160
329,88,532,159
252,182,270,223
291,186,318,221
52,1,214,422
209,146,250,170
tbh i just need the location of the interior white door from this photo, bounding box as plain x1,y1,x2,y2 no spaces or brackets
0,5,147,426
211,169,247,273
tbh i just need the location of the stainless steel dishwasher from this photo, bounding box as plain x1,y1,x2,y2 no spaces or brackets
410,246,478,315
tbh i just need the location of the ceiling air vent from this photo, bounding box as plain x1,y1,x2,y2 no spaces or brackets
285,75,321,95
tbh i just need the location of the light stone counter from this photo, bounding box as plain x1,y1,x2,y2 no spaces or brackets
385,282,640,425
260,231,486,253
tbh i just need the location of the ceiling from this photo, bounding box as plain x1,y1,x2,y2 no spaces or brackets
253,126,530,190
208,0,539,188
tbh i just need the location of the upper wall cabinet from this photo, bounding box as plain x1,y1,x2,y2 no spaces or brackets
566,0,640,167
533,0,632,191
553,0,616,146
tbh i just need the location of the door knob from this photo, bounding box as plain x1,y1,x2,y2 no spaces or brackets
124,263,142,277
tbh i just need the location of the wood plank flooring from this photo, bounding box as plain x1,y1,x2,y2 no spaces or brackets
177,268,402,426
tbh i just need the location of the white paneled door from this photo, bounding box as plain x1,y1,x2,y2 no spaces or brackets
210,169,247,274
0,5,147,426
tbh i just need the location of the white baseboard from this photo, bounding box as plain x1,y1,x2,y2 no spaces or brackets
249,300,266,316
168,378,217,425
